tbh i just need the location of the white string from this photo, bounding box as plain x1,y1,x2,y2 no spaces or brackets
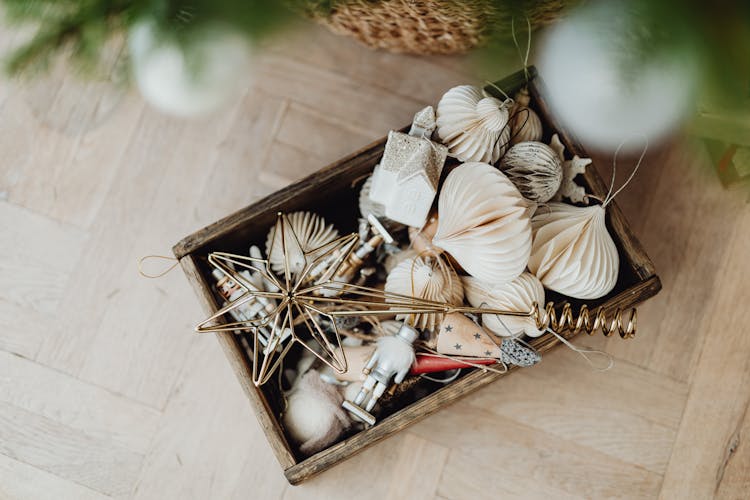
603,135,649,208
421,369,462,384
545,327,614,372
511,16,532,80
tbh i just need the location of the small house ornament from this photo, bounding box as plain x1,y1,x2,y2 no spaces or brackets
369,106,448,228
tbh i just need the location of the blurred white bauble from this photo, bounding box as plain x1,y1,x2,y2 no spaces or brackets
128,19,252,117
537,2,697,150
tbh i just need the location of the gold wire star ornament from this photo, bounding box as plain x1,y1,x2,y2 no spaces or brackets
197,213,637,387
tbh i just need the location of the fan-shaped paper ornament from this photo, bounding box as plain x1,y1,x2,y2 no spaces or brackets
509,87,543,145
265,211,338,276
385,255,463,331
462,272,546,337
528,202,619,299
436,85,511,164
499,140,563,203
432,162,532,284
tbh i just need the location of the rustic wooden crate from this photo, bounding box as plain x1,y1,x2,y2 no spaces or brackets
173,67,661,485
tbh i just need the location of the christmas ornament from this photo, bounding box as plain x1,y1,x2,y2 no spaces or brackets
509,87,543,145
128,19,253,117
343,323,418,425
436,85,511,163
528,202,619,299
432,162,532,284
548,134,593,203
384,255,464,332
436,312,501,358
536,2,696,149
265,211,338,276
462,272,546,338
369,106,447,228
283,370,351,455
499,139,563,203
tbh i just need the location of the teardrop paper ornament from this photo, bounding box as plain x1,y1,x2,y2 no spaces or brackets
385,255,463,331
499,140,563,203
432,162,532,284
509,87,543,145
436,85,511,164
528,202,619,299
462,272,545,337
265,211,339,276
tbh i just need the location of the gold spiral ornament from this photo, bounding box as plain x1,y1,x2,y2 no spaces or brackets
530,301,636,339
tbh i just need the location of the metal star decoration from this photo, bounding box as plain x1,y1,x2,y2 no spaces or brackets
196,213,636,387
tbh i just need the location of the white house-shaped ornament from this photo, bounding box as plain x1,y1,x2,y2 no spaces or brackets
369,106,448,228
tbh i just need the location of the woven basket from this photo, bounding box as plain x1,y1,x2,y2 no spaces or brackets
304,0,568,55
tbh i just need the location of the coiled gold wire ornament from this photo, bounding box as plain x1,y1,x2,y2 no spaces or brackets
530,301,636,339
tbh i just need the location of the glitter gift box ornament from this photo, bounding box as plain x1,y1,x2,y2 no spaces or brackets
369,106,448,228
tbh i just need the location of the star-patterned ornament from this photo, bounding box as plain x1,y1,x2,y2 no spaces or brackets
436,313,502,358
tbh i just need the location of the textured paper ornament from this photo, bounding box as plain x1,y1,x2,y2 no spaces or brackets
509,87,543,145
385,255,463,331
499,139,563,203
265,211,338,276
528,202,619,299
462,272,546,337
436,312,502,358
436,85,511,163
283,370,350,455
432,162,532,284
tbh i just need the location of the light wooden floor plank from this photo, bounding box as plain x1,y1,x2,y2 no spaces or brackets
0,350,160,455
659,202,750,499
0,453,112,500
131,335,288,500
466,349,687,473
0,401,143,497
0,201,86,358
417,404,662,499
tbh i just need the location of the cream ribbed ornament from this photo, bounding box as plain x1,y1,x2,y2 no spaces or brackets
499,139,563,203
432,162,532,284
528,202,619,299
265,211,338,276
462,272,545,337
385,255,463,331
436,85,511,164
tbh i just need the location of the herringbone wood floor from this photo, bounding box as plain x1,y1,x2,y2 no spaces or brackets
1,21,749,500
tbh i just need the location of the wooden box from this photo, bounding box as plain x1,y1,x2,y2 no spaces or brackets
173,68,661,485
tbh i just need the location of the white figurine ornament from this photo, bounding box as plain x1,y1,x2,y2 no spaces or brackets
436,85,512,164
343,323,419,424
